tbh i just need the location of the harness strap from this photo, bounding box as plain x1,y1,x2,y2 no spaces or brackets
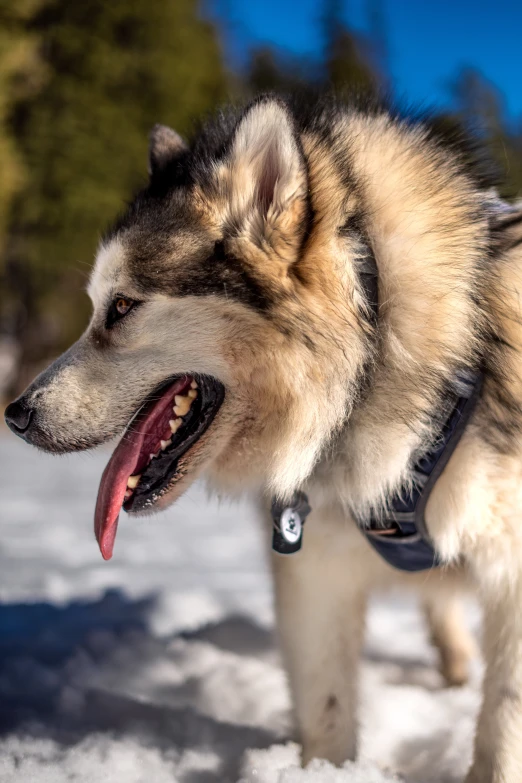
271,370,483,571
360,370,483,571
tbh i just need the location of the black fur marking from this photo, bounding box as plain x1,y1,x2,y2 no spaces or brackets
339,215,379,326
339,213,364,236
508,236,522,252
175,243,280,314
490,211,522,255
116,207,285,319
494,211,522,231
423,114,500,191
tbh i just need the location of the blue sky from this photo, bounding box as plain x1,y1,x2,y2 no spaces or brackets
212,0,522,121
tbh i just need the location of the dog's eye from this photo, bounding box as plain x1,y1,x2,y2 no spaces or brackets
106,296,137,328
115,297,134,316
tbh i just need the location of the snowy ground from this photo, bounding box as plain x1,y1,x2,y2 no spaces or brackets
0,431,483,782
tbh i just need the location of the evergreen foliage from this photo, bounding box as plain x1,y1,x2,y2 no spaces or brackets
0,1,44,284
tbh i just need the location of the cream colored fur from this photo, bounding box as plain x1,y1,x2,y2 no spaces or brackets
14,99,522,782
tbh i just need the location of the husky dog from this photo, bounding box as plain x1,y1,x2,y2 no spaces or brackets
5,95,522,782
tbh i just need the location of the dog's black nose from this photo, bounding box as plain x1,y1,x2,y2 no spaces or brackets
4,399,34,436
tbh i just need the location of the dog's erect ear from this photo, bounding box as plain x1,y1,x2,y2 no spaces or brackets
148,124,188,177
223,99,309,263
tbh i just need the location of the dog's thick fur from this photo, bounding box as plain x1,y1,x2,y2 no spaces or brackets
8,95,522,782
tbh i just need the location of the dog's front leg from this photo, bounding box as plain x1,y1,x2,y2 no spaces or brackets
271,509,369,766
467,566,522,783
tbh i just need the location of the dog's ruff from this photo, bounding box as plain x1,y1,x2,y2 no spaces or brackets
6,94,522,782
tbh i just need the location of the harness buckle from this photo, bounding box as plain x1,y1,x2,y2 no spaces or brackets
271,491,311,555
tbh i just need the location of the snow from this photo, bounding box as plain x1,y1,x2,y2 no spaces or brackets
0,432,482,782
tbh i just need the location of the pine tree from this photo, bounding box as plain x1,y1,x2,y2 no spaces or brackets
4,0,228,386
0,1,43,292
247,47,311,96
322,0,378,95
451,68,522,200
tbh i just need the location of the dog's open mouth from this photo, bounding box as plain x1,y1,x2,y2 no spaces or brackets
94,375,224,560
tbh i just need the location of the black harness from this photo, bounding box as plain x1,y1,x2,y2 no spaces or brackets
270,249,484,573
357,369,483,571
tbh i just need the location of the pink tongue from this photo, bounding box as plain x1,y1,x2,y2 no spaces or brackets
94,376,190,560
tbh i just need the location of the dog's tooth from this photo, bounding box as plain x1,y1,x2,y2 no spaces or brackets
124,488,133,501
188,389,197,399
173,394,191,416
149,452,159,461
190,380,198,389
169,418,182,433
160,439,172,450
127,474,141,489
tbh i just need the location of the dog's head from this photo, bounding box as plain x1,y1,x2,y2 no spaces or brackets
5,98,372,558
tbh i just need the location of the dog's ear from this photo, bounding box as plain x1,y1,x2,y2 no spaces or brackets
148,124,188,177
223,99,309,264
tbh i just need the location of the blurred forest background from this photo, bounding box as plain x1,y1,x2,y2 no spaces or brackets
0,0,521,397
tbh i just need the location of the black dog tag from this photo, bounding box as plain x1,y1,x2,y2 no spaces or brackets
271,492,311,555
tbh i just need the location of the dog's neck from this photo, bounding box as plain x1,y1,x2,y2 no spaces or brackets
305,114,495,514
